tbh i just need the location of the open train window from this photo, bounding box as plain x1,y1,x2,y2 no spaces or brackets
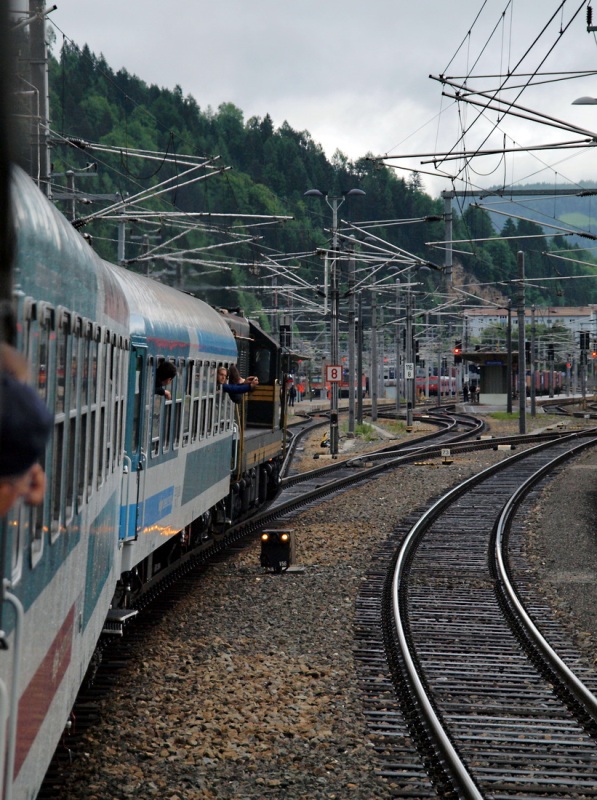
214,362,228,434
77,321,93,508
21,302,46,566
182,360,193,447
65,318,82,522
96,330,109,489
6,509,23,585
152,357,176,457
50,312,70,540
173,358,184,449
201,362,216,439
192,361,203,442
112,344,125,470
87,335,98,499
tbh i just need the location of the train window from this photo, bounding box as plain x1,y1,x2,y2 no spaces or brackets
65,416,77,520
102,330,110,402
97,406,105,488
49,314,70,539
96,335,109,489
77,325,91,507
50,415,64,540
173,359,184,449
163,394,172,452
77,411,87,508
132,353,145,453
31,431,48,561
151,359,162,457
66,325,82,521
201,363,216,439
37,321,50,401
29,503,44,568
214,363,226,434
87,410,96,500
253,348,271,384
182,360,193,446
6,510,23,585
191,361,202,442
29,304,53,403
87,337,98,498
104,340,116,478
55,317,68,414
91,331,98,400
112,346,123,470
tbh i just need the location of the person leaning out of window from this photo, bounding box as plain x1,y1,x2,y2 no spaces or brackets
155,361,177,400
217,365,258,402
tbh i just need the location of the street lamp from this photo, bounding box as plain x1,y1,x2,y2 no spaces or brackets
304,188,366,456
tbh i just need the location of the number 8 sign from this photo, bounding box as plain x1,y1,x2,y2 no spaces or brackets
326,365,342,382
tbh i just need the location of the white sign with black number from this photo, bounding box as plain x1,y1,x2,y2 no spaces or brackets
405,363,414,379
326,365,342,383
441,448,451,458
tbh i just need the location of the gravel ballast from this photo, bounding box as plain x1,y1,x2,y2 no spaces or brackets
51,413,597,800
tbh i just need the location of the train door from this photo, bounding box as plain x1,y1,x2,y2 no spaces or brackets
121,344,148,541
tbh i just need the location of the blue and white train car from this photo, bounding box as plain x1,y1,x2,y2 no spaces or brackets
110,267,239,583
0,166,241,800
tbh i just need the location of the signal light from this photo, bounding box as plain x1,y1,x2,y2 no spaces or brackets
592,351,597,359
260,529,295,573
453,340,462,364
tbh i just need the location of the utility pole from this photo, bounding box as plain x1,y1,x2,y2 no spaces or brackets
517,251,526,434
406,290,414,428
303,188,366,457
530,304,536,417
357,292,363,425
28,0,51,196
330,201,340,455
371,289,378,422
395,279,401,414
347,240,356,437
507,302,513,414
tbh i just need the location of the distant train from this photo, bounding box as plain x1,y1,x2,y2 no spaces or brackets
526,369,564,396
415,375,457,397
1,166,287,799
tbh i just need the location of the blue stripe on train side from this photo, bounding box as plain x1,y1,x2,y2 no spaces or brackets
143,486,175,527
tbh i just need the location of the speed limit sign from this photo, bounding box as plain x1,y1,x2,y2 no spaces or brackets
326,365,342,382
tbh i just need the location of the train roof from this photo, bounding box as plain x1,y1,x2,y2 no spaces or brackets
11,167,236,360
11,166,130,330
109,266,237,359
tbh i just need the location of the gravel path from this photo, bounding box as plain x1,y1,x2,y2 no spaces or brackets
53,412,597,800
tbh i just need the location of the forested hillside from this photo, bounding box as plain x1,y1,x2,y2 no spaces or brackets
44,42,597,312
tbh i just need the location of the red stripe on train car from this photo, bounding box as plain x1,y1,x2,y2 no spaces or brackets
14,605,75,778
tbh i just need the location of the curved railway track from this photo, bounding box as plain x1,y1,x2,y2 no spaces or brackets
357,428,597,799
39,411,597,798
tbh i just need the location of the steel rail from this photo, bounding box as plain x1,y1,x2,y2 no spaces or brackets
390,430,597,800
494,436,597,722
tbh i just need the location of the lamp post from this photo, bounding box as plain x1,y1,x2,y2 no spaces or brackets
517,251,526,434
304,188,366,456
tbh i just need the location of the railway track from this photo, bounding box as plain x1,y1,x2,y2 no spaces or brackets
356,428,597,799
39,413,596,798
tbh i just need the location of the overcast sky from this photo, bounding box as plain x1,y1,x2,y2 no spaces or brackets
41,1,597,198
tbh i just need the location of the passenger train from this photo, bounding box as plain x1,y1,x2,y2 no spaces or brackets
0,166,287,799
